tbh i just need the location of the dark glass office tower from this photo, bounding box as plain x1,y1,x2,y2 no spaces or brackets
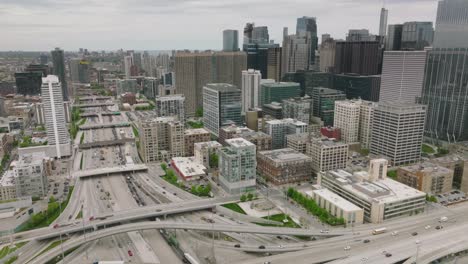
422,0,468,143
51,48,68,100
296,16,318,66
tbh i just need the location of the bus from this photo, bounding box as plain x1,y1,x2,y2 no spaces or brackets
372,227,387,235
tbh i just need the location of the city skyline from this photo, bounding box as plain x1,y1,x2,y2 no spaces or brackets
1,0,438,51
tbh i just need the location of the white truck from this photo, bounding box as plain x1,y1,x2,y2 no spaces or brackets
439,216,448,222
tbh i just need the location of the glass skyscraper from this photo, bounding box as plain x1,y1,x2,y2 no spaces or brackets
51,48,68,101
422,0,468,143
296,16,318,66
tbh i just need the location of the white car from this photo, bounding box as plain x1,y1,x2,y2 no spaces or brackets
424,225,431,230
391,231,399,236
344,246,351,251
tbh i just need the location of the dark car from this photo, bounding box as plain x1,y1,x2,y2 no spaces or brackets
234,244,241,248
385,253,392,257
412,232,418,236
363,239,370,243
435,225,443,230
259,245,265,249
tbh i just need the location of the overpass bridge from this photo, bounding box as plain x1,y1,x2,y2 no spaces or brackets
79,96,112,101
79,122,130,130
80,111,121,118
75,102,115,108
29,221,345,264
78,138,134,149
73,164,147,178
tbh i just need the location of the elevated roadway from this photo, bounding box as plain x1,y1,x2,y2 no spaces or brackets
29,221,346,264
75,102,115,108
73,164,148,178
78,138,134,149
79,122,130,130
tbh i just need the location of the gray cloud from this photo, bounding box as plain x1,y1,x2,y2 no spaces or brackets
0,0,438,51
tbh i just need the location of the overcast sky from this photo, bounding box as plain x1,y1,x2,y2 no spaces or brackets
0,0,438,51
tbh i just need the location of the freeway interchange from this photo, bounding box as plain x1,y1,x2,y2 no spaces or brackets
4,95,468,264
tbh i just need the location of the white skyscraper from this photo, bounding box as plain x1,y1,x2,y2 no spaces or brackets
379,7,388,36
380,50,427,103
241,69,261,114
41,75,70,158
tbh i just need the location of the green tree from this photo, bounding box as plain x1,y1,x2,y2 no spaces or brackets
161,163,167,172
195,107,203,118
247,192,254,201
240,194,247,202
209,153,219,168
49,196,56,203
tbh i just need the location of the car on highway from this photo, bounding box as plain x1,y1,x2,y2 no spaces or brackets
53,224,60,229
385,253,392,257
127,250,133,257
412,232,418,236
320,229,329,233
234,244,240,248
278,245,284,248
391,231,398,236
258,245,265,249
344,246,351,251
363,239,370,243
89,216,95,221
435,225,443,230
424,225,431,230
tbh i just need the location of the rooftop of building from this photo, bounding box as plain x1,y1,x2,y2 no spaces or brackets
17,152,46,167
242,69,261,74
283,96,312,103
261,82,300,88
399,162,453,175
263,102,282,110
325,169,426,204
171,157,206,177
335,99,364,107
259,148,311,163
266,118,307,126
194,141,222,149
305,188,363,212
312,87,345,95
204,83,239,92
286,133,310,142
139,116,178,127
310,137,347,147
155,94,185,101
376,101,426,113
185,128,210,136
226,137,255,148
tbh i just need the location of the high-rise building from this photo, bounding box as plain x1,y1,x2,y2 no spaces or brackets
281,35,310,75
174,51,247,116
334,41,382,76
262,102,283,119
124,56,133,78
14,153,47,198
203,83,242,137
223,30,239,51
347,29,373,41
307,137,348,174
386,24,403,50
243,23,254,44
15,72,43,96
260,82,301,106
267,47,282,81
319,38,336,72
310,87,346,126
194,141,222,168
218,138,257,194
41,75,70,158
370,102,426,166
296,16,318,66
332,74,381,102
264,118,308,149
252,26,269,44
133,52,142,70
241,69,262,114
422,0,468,142
282,96,312,124
138,117,184,162
379,8,388,36
379,50,427,103
433,0,468,48
40,53,48,65
219,125,272,151
359,100,377,149
155,94,185,122
69,59,90,83
334,100,361,144
50,48,68,101
142,77,159,99
401,22,434,50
